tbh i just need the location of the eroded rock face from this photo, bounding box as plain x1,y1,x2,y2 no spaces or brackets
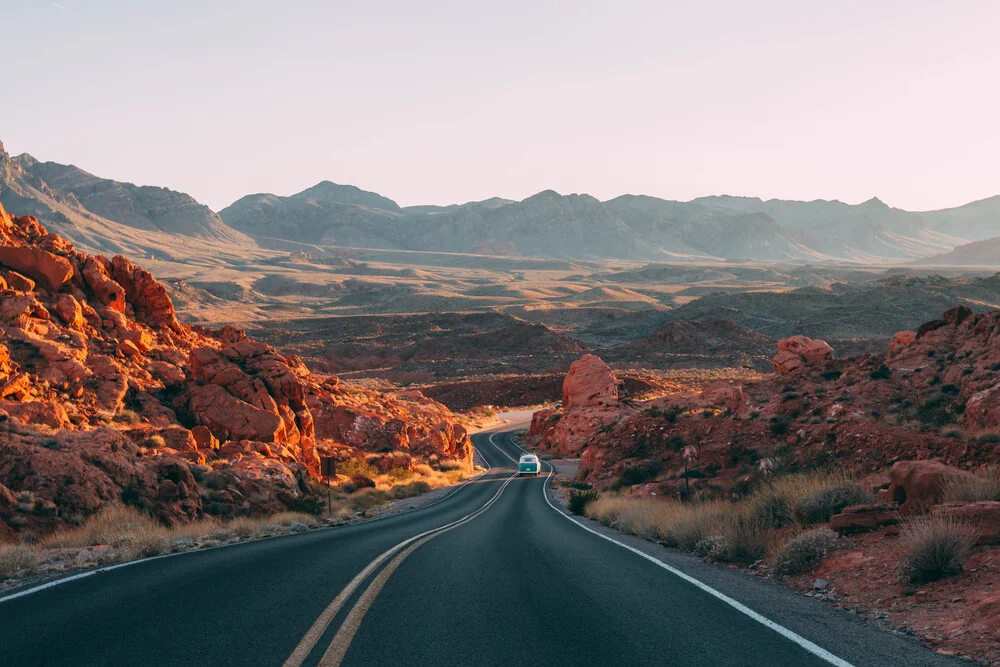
562,354,619,408
887,460,973,513
0,204,473,536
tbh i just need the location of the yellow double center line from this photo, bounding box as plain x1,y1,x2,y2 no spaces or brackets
283,470,518,667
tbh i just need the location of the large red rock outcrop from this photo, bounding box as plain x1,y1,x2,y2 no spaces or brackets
0,204,473,536
562,354,620,408
886,460,973,513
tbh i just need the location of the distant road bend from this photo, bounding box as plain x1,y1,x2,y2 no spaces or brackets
1,427,961,666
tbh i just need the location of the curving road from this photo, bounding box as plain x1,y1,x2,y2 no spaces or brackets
0,428,961,666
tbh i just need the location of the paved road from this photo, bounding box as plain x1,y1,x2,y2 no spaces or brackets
0,428,963,666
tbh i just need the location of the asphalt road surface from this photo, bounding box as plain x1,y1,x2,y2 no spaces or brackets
0,427,964,667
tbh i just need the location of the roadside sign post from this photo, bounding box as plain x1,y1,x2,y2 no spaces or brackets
320,457,336,516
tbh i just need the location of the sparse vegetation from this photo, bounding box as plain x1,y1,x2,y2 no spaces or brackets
586,471,854,565
568,489,600,515
0,544,40,580
795,483,873,524
943,468,1000,502
774,528,841,576
898,516,977,583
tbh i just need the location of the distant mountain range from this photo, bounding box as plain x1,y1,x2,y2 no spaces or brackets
2,139,998,264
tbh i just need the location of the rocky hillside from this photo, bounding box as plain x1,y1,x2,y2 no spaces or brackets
0,203,472,539
0,144,251,250
530,305,1000,496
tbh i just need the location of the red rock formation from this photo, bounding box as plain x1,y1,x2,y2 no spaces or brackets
829,504,901,534
562,354,620,408
887,461,974,513
0,203,473,535
773,335,833,373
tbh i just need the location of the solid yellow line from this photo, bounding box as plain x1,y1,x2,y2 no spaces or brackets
283,470,513,667
318,475,516,666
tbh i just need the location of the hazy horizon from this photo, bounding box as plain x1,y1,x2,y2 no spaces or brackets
5,1,1000,212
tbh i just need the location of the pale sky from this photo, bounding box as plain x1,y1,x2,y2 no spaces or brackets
3,0,999,212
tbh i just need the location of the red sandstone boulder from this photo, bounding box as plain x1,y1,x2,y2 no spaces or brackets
53,293,85,329
2,270,35,292
698,381,744,412
186,384,285,443
933,501,1000,545
829,503,901,534
773,336,833,374
964,384,1000,430
887,460,974,513
562,354,619,408
0,245,73,290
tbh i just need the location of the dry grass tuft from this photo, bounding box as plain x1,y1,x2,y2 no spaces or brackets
943,468,1000,502
899,515,978,583
0,544,40,580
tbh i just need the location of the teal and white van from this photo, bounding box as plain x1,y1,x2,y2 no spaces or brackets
518,454,540,476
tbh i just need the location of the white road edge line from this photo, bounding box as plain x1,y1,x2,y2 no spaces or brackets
494,428,854,667
0,444,494,606
541,469,854,666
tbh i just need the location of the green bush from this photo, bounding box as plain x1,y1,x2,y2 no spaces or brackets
768,416,791,437
616,460,663,488
774,528,840,576
338,458,378,479
568,490,599,515
795,483,873,524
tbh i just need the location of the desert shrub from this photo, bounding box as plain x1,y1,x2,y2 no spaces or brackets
387,467,414,482
189,465,210,483
898,516,977,583
616,460,663,488
670,510,733,551
114,409,141,425
869,365,891,380
768,416,791,437
748,493,795,529
565,481,592,490
40,438,62,450
821,370,842,381
0,544,40,580
338,458,378,479
974,431,1000,444
795,483,873,524
389,480,431,500
693,535,732,561
285,493,326,515
228,516,268,539
267,512,316,527
916,395,960,427
130,534,170,558
943,469,1000,502
437,460,464,472
774,529,840,576
568,490,599,515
